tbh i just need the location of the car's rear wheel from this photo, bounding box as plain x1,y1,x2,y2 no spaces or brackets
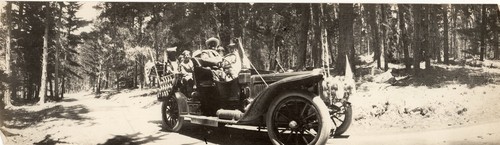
161,95,184,132
266,95,332,145
332,104,352,136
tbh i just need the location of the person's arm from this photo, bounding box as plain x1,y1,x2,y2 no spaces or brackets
179,64,187,74
220,54,236,69
200,57,223,66
198,51,223,67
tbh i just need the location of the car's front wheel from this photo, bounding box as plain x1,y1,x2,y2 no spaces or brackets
161,95,184,132
266,94,332,145
332,104,352,136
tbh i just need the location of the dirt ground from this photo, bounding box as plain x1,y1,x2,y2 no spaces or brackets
1,62,500,145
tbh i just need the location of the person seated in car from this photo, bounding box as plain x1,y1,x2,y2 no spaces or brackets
178,50,195,96
212,42,241,82
193,37,224,67
192,37,241,82
179,50,194,80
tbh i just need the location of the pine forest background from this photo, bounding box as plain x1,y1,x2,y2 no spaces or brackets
0,2,499,107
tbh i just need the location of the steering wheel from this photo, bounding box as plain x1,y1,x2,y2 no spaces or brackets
219,57,232,68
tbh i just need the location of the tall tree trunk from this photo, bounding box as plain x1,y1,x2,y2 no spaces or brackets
54,3,62,101
424,5,431,70
49,78,54,99
463,6,470,59
480,4,487,61
381,4,388,71
153,7,160,61
140,56,144,89
312,4,322,68
493,5,499,59
232,4,243,39
96,62,102,95
3,2,13,109
399,4,411,69
367,4,380,69
218,3,231,48
413,4,422,73
61,53,67,99
452,5,458,59
27,78,33,101
134,61,138,87
296,3,310,70
320,4,330,70
338,4,354,75
38,2,51,104
105,70,109,89
444,4,450,64
326,5,337,69
61,76,65,98
432,5,441,63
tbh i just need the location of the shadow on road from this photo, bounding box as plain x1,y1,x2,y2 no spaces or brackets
33,135,67,145
391,67,499,88
3,104,92,129
333,134,350,139
95,90,121,100
176,123,272,145
151,120,347,145
97,132,166,145
60,98,78,102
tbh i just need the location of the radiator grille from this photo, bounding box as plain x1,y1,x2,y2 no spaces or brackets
251,84,267,98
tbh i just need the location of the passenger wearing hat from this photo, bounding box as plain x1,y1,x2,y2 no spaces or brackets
212,40,241,82
195,37,222,58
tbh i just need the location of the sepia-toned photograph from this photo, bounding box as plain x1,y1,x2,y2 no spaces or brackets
0,1,499,145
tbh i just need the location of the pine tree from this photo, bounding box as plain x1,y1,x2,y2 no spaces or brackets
399,4,411,69
413,4,422,73
480,4,487,61
38,2,51,104
296,3,310,70
3,2,13,107
424,5,431,70
444,4,450,64
492,5,499,59
381,4,388,71
366,4,381,69
312,4,322,68
337,3,354,75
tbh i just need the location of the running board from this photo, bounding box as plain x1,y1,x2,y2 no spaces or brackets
182,115,239,127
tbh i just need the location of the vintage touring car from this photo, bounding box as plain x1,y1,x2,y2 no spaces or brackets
153,39,354,145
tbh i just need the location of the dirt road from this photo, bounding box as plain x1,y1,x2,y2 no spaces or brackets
2,89,500,145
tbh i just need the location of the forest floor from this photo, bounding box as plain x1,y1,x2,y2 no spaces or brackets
1,61,500,145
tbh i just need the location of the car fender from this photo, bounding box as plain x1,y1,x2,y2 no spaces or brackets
238,71,324,123
173,92,189,115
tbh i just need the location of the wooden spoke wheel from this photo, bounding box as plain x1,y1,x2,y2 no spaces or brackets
161,95,184,132
267,95,331,145
331,104,352,136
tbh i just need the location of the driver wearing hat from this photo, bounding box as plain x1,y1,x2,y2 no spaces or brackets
193,37,223,65
193,37,222,58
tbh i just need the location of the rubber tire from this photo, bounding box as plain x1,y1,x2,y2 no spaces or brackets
333,105,352,136
161,96,184,132
266,93,332,145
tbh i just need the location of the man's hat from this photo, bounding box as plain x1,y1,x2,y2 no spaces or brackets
205,37,220,47
182,50,191,56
